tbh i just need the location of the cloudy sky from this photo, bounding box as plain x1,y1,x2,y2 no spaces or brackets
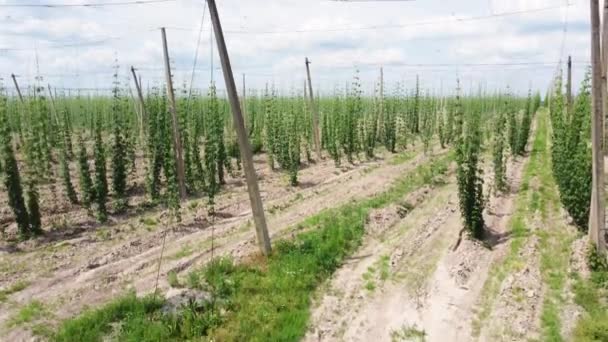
0,0,594,96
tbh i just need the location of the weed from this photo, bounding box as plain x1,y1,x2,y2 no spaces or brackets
571,245,608,342
0,280,30,302
95,228,111,241
7,300,48,327
140,217,157,227
364,281,376,291
167,271,181,288
53,292,163,342
390,324,426,342
169,245,193,260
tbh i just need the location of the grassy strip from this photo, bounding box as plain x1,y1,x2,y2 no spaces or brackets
472,109,547,336
53,294,163,342
0,280,29,303
52,154,451,342
534,110,575,342
571,247,608,341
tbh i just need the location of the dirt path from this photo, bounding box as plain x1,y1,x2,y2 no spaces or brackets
305,110,587,342
0,146,445,340
305,138,531,342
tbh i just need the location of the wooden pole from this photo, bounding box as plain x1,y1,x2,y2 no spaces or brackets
589,0,606,253
131,66,147,142
380,67,384,99
566,56,572,114
160,27,187,200
305,57,322,160
602,0,608,152
242,73,246,121
46,84,61,126
11,74,24,103
207,0,272,255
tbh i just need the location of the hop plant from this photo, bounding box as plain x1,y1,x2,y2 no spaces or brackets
551,70,592,229
77,135,94,210
0,94,33,239
110,66,128,212
493,109,507,192
93,113,109,223
454,82,485,239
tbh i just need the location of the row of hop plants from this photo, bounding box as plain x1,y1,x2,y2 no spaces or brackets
549,69,592,230
2,68,527,240
450,84,538,239
491,88,542,193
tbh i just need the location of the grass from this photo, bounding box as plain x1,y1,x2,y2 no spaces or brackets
390,323,427,342
168,245,194,260
7,300,49,327
532,108,573,342
0,280,29,302
571,246,608,341
52,153,452,342
361,256,390,292
53,292,164,342
389,150,416,166
95,228,111,241
472,109,549,337
167,271,181,288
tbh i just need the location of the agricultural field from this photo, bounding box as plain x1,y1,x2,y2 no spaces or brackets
1,1,608,342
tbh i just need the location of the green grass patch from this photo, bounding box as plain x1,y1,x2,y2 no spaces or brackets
53,154,452,342
389,150,416,165
53,292,164,342
167,271,181,288
0,280,29,302
390,323,427,341
379,255,391,281
168,245,194,260
7,300,49,327
571,246,608,342
140,217,158,227
532,108,573,341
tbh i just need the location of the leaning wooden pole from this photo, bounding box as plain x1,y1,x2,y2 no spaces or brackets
131,66,148,131
11,74,24,103
131,66,147,142
589,0,606,253
160,28,187,201
207,0,272,255
305,57,322,161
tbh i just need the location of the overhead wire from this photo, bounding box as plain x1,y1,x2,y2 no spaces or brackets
0,0,176,8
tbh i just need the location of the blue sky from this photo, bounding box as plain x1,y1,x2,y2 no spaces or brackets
0,0,592,96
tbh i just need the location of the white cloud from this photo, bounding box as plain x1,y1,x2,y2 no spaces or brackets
0,0,593,95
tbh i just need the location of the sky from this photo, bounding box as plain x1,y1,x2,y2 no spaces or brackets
0,0,595,96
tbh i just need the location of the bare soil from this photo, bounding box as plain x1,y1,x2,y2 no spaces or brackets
304,149,531,342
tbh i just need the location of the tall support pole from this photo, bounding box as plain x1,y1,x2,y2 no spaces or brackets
242,73,246,121
589,0,606,253
131,66,147,142
161,28,187,201
46,84,61,125
305,57,322,160
207,0,271,255
11,74,24,103
566,56,572,114
379,67,385,139
380,67,384,99
602,0,608,152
